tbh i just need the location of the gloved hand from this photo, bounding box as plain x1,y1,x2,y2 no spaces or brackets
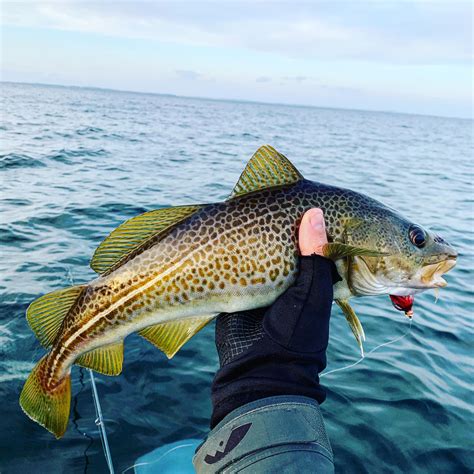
211,209,342,427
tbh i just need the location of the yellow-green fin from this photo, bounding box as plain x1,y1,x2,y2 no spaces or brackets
75,341,124,376
20,355,71,439
323,243,387,260
139,314,216,359
91,205,202,275
336,299,366,357
27,285,85,349
229,145,303,199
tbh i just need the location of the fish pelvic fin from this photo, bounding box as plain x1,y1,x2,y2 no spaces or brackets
19,355,71,439
323,242,388,260
91,205,202,275
75,341,124,376
27,285,86,349
139,314,217,359
335,299,366,357
229,145,303,199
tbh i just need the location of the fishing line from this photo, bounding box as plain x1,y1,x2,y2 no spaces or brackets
321,318,414,378
90,369,115,474
121,443,198,474
71,367,93,474
66,268,115,474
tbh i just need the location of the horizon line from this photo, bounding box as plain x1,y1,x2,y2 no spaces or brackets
1,80,471,121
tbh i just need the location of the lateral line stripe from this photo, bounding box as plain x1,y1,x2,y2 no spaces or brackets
52,223,244,373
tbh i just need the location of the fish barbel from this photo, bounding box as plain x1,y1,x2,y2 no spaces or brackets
20,145,457,438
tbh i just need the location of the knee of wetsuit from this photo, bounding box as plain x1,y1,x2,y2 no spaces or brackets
193,395,334,474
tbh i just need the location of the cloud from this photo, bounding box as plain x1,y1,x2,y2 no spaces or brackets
2,2,472,64
175,69,202,80
283,76,314,83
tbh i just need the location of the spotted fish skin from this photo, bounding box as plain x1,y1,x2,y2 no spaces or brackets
20,146,457,438
46,178,428,382
48,183,304,384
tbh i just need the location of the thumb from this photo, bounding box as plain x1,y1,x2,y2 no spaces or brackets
298,208,328,256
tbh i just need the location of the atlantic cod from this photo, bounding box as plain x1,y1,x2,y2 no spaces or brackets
20,145,457,438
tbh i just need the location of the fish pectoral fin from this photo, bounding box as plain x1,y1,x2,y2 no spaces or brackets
138,314,217,359
323,242,387,260
344,217,365,231
335,299,366,357
75,341,124,376
91,205,202,275
228,145,303,199
27,285,86,348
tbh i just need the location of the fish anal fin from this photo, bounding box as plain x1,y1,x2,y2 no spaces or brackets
323,242,387,260
91,205,202,275
139,314,216,359
336,299,366,356
27,285,86,349
75,341,124,376
229,145,303,199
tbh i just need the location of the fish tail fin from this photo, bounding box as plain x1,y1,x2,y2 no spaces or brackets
20,355,71,439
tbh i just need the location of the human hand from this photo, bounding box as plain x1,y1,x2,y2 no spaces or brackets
215,208,331,365
298,208,328,256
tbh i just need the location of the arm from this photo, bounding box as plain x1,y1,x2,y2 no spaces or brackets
211,254,340,427
193,209,340,473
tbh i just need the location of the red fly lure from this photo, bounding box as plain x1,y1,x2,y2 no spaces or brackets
389,295,414,318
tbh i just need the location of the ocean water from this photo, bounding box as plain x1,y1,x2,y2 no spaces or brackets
1,82,472,473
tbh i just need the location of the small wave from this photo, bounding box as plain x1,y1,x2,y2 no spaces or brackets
72,202,148,221
0,227,35,245
49,148,108,164
0,153,46,169
45,112,65,118
241,132,261,139
1,198,32,207
76,126,104,136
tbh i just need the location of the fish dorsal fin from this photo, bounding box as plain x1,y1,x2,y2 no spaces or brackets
27,285,86,348
91,205,202,275
139,314,216,359
229,145,303,199
75,341,124,376
335,299,366,356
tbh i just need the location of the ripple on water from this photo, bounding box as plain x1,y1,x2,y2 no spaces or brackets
76,126,104,135
0,153,46,169
48,148,109,164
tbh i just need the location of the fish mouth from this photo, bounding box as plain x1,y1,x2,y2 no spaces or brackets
389,256,457,294
418,256,457,289
388,255,456,317
349,254,457,296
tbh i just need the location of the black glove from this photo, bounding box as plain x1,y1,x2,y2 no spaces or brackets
211,254,341,428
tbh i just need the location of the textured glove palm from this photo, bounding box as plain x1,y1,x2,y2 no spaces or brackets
211,255,341,427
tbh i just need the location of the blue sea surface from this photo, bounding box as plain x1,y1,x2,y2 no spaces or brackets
1,82,472,473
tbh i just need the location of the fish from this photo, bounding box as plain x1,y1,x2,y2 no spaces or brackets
20,145,457,438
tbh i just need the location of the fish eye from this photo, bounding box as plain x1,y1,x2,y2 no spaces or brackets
409,225,427,248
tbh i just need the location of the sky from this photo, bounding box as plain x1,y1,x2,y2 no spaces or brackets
1,1,472,118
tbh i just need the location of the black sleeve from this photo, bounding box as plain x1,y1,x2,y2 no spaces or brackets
210,255,341,428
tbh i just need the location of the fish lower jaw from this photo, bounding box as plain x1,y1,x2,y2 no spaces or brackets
431,277,448,288
387,287,425,297
387,279,447,296
348,280,443,298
